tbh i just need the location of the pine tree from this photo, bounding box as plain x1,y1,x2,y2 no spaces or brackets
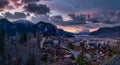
76,41,91,65
112,39,120,55
26,55,36,65
19,34,27,45
0,29,5,65
14,57,22,65
0,29,5,56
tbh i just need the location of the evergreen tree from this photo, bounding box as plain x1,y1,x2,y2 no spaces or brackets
19,34,27,45
112,39,120,55
0,29,5,56
14,57,22,65
26,55,36,65
76,41,91,65
67,43,75,49
0,29,5,65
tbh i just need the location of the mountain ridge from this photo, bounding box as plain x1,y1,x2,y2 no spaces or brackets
0,19,73,36
90,26,120,36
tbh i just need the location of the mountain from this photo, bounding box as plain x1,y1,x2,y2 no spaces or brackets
0,19,73,36
0,19,17,36
90,26,120,36
13,20,34,34
74,32,90,36
31,21,57,36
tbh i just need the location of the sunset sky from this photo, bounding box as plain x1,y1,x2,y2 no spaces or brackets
0,0,120,33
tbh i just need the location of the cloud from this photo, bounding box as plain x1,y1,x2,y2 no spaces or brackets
3,12,27,19
24,3,50,14
41,0,79,13
0,16,4,19
9,0,40,4
0,0,9,9
0,0,41,11
90,10,120,24
21,0,40,3
49,11,120,29
31,15,50,23
83,0,120,10
41,0,120,15
9,0,20,4
51,15,86,26
68,14,86,21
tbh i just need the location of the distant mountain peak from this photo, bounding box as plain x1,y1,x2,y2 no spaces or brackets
0,19,73,36
0,18,9,21
36,21,53,25
90,26,120,36
14,20,34,25
0,18,11,23
0,19,17,36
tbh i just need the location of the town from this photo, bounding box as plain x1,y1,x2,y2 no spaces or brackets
0,29,119,65
0,0,120,65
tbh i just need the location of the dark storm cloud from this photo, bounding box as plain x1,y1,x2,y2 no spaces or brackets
0,0,9,9
51,10,120,26
54,21,86,26
75,0,120,11
42,0,120,14
60,21,86,26
90,11,120,24
24,3,50,14
51,15,86,26
6,6,14,10
3,12,27,19
84,0,120,10
21,0,40,3
68,14,86,22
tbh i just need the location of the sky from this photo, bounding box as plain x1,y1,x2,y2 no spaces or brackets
0,0,120,33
